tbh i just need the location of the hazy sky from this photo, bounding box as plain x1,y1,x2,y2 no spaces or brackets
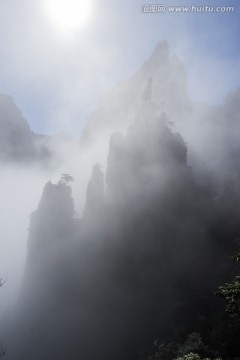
0,0,239,135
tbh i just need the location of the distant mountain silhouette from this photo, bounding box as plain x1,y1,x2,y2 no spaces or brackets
81,41,188,143
0,93,50,162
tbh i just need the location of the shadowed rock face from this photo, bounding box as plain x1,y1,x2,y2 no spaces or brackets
0,93,50,162
5,102,228,360
2,43,240,360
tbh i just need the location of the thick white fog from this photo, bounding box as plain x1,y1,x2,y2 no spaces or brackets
0,37,239,299
0,132,110,315
0,42,239,320
0,165,50,315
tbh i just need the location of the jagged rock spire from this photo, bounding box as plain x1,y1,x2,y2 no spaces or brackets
83,163,105,220
142,76,153,102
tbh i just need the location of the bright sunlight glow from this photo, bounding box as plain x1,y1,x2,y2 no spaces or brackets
46,0,91,33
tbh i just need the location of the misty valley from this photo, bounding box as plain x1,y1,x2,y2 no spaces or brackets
0,42,240,360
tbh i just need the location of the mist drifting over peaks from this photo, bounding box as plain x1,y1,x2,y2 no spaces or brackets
0,41,240,360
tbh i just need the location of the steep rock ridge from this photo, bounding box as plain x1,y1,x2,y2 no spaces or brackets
22,181,77,304
81,41,189,142
6,181,80,360
81,41,240,192
79,109,202,360
0,93,50,162
183,88,240,185
83,163,105,221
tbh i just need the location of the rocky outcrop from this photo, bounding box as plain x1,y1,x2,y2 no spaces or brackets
81,41,189,143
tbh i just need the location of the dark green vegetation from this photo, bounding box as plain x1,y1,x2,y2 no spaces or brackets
145,250,240,360
216,253,240,321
